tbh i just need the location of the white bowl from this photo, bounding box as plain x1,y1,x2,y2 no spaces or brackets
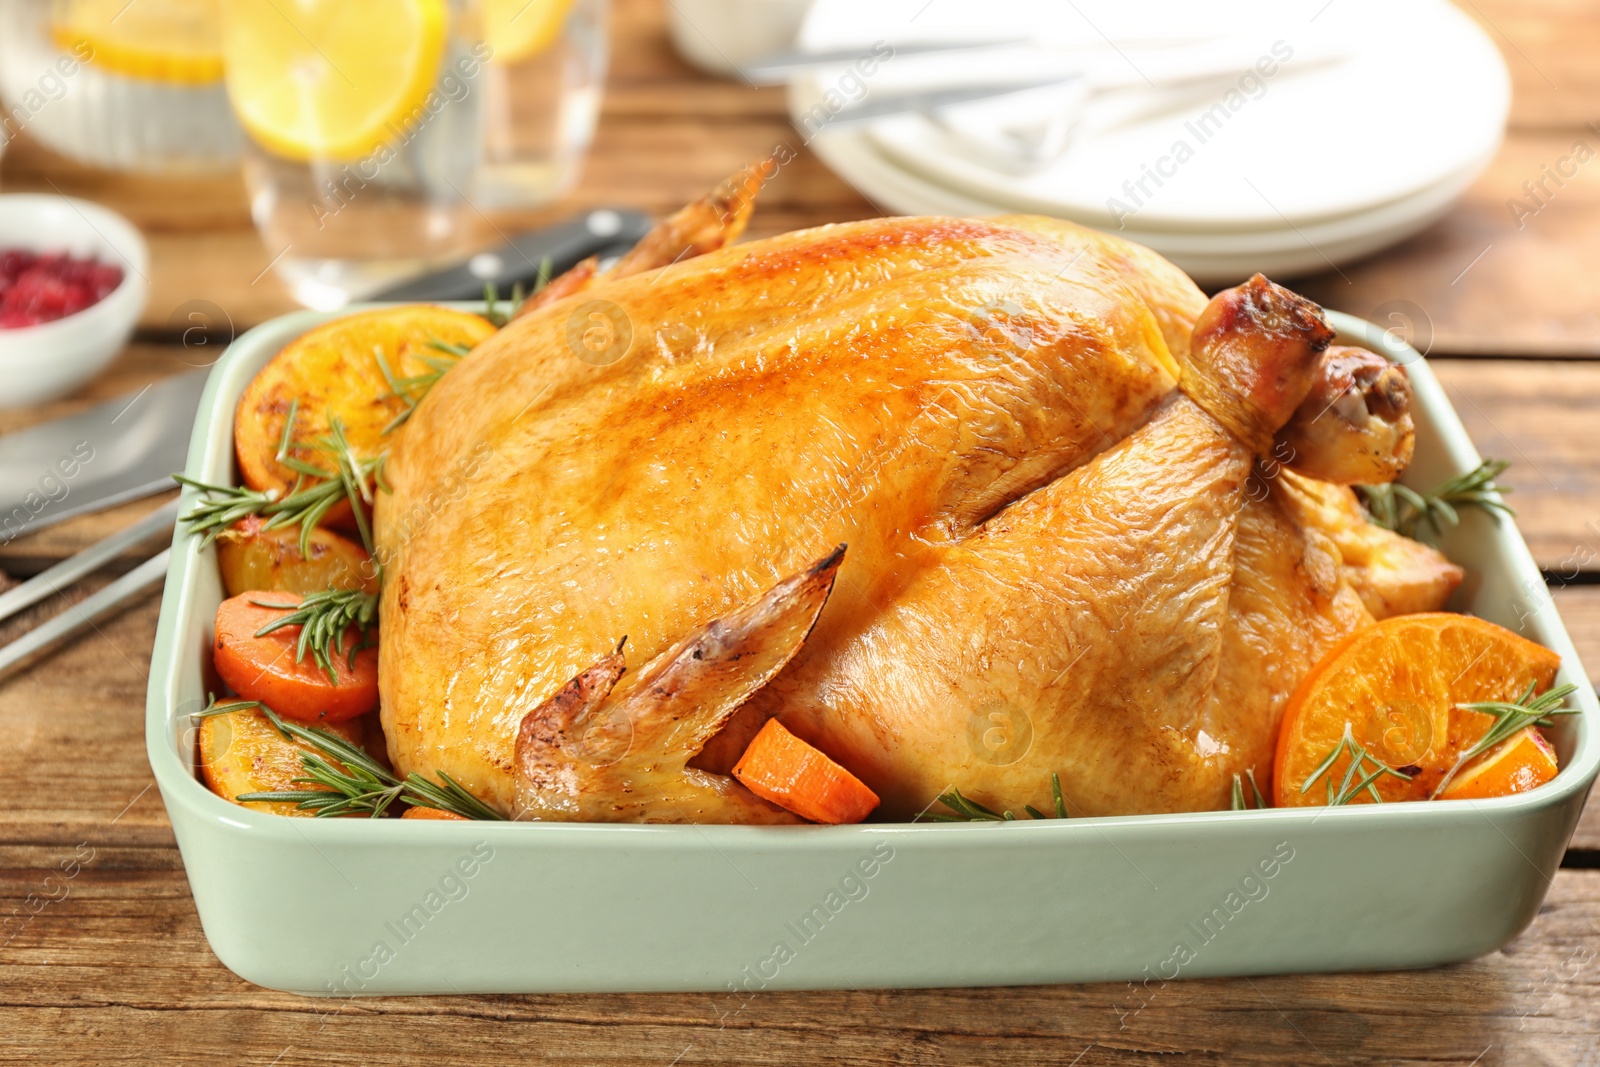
0,195,150,408
667,0,812,76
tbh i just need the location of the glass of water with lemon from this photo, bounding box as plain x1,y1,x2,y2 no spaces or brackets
219,0,607,308
0,0,241,174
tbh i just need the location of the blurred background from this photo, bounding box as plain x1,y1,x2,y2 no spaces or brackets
0,0,1593,362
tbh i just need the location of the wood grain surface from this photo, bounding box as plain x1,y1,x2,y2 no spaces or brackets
1,0,1598,1064
1,864,1597,1065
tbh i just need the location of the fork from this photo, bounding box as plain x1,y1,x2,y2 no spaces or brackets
0,498,178,677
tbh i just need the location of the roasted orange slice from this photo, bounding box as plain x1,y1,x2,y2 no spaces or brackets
1440,726,1559,800
234,305,497,500
1274,613,1560,806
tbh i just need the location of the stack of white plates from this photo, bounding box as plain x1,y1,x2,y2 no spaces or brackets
789,0,1508,284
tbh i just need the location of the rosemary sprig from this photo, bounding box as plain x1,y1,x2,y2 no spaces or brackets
250,588,379,684
277,410,385,553
483,275,542,328
376,272,561,430
169,478,280,540
927,772,1070,822
1230,768,1268,811
927,787,1009,821
176,405,385,555
198,698,503,820
1301,723,1413,806
375,340,473,434
1357,459,1513,540
1433,682,1578,798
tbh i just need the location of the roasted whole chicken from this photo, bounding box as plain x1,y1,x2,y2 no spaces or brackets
377,171,1461,822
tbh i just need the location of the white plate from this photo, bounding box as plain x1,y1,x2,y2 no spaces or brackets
796,0,1508,231
804,125,1488,284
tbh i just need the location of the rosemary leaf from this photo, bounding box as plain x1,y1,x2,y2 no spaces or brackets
1301,723,1412,806
250,588,379,684
932,787,1007,822
191,696,263,719
1357,459,1513,540
929,773,1072,822
1432,683,1578,798
1051,771,1069,819
1245,768,1266,809
483,282,511,328
1229,769,1268,811
198,698,504,820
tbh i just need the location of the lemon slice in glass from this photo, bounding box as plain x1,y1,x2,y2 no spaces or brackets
52,0,226,86
483,0,575,64
220,0,449,163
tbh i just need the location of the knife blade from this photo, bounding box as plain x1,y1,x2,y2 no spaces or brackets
0,369,207,546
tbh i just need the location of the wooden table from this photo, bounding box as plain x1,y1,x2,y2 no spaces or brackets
3,2,1600,1063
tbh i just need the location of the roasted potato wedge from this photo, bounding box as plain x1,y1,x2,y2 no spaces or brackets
1276,470,1464,618
216,516,378,598
198,708,370,816
234,305,497,498
400,806,469,821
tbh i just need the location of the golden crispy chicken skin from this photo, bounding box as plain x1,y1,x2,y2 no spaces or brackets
1277,345,1416,485
377,204,1455,820
512,549,842,823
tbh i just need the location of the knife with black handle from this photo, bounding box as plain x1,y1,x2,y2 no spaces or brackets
370,208,653,302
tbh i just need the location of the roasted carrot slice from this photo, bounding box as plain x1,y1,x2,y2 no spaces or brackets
212,593,378,723
732,718,879,824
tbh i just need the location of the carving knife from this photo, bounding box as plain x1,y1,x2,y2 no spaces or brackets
0,369,207,546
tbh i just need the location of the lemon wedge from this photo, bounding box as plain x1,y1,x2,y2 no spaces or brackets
220,0,449,162
483,0,575,63
52,0,226,86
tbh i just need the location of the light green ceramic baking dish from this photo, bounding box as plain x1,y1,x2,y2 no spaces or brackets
146,306,1599,996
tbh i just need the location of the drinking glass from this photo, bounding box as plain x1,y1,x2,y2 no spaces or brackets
0,0,241,175
218,0,609,309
